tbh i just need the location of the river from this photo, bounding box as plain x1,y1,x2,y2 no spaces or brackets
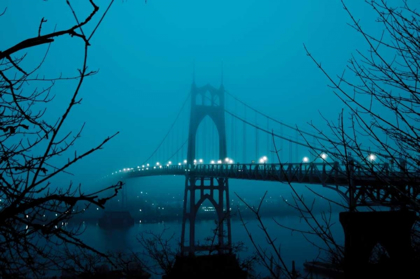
79,212,344,278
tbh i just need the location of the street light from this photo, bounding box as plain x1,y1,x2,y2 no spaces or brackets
368,154,376,162
259,156,268,163
303,157,309,163
320,153,327,160
183,160,187,164
199,159,203,163
210,160,215,164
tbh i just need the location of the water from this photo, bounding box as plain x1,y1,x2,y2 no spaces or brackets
79,213,344,278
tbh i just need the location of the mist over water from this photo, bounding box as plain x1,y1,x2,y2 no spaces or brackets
81,213,344,278
4,0,418,277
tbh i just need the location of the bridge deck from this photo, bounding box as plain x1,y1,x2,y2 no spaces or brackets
119,163,419,208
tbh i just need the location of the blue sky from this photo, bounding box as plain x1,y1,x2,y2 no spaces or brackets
2,0,416,193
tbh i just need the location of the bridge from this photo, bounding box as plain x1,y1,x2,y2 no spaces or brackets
111,79,419,267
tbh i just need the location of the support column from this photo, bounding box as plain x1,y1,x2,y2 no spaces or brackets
181,175,231,255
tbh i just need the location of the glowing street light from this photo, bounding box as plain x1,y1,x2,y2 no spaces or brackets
168,161,172,165
194,159,197,164
259,156,268,163
320,153,327,160
183,159,187,164
217,160,222,164
146,163,149,167
178,163,181,166
303,157,309,163
210,160,215,164
156,162,160,166
225,157,230,163
368,154,376,162
229,159,234,164
199,159,203,163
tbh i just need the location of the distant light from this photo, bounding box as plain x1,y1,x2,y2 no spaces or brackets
217,160,222,164
142,165,145,168
303,157,309,163
156,162,160,166
229,159,234,164
369,154,376,161
146,163,149,167
183,160,187,164
199,159,203,163
168,161,172,165
321,153,327,160
210,160,215,164
225,157,229,162
137,166,140,168
159,165,162,168
178,163,181,166
166,164,169,167
153,166,156,169
259,156,268,163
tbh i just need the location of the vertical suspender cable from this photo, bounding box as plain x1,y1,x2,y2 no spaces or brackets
243,105,247,163
211,117,215,161
231,106,234,159
280,124,283,163
255,112,259,161
295,130,298,162
234,98,237,160
266,117,269,162
203,117,207,161
289,138,292,163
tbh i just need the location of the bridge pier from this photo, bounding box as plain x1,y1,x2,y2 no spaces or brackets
340,210,416,277
181,174,232,255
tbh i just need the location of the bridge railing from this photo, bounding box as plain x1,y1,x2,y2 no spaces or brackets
125,162,410,185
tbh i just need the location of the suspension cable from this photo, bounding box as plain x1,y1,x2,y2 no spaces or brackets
142,92,191,165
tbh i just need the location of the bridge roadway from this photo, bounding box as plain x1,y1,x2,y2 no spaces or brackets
121,163,419,207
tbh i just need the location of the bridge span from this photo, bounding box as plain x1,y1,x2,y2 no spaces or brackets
122,162,419,208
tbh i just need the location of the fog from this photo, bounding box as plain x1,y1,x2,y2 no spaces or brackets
3,0,396,189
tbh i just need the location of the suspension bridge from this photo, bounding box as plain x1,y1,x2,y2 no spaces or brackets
110,79,418,259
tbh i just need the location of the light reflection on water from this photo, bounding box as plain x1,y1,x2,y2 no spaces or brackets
79,213,344,278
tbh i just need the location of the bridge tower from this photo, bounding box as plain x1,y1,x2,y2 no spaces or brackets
181,81,231,255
